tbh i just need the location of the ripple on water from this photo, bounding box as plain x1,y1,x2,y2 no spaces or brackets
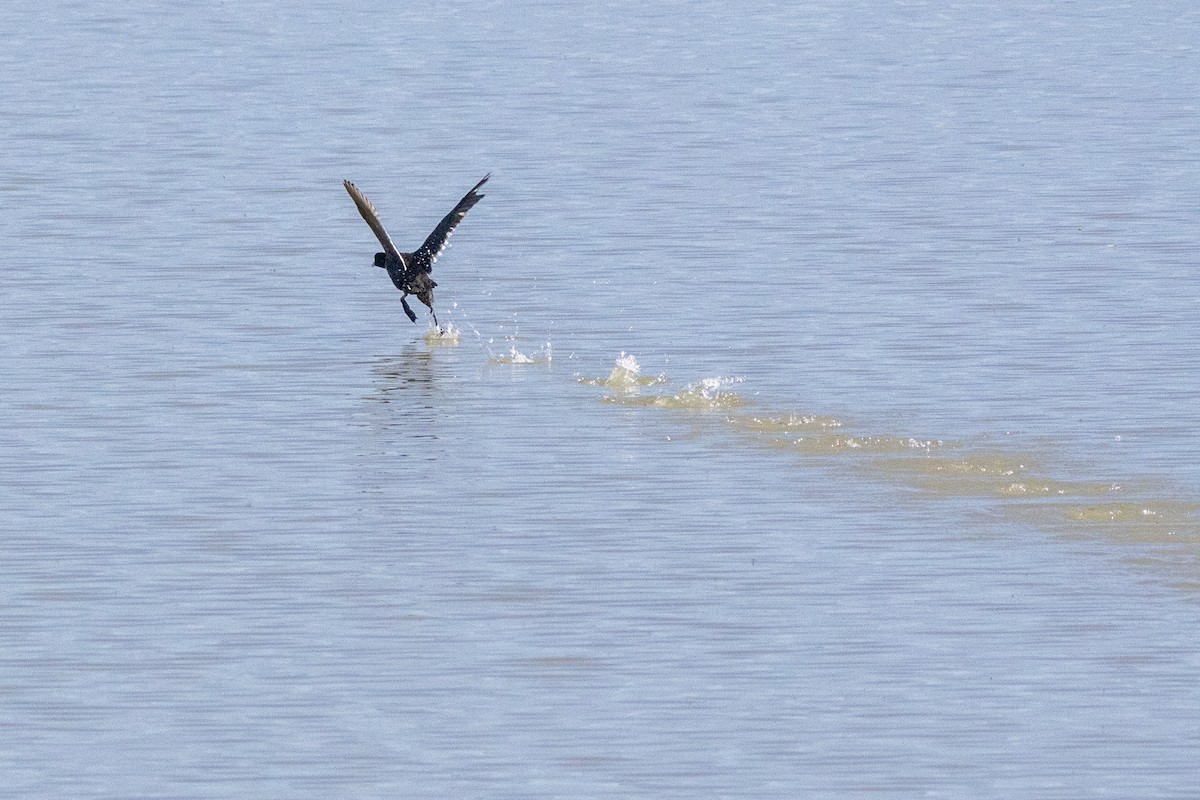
726,412,845,434
764,433,948,456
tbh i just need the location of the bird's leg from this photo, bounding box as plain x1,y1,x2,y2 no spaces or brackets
414,289,439,332
400,295,418,323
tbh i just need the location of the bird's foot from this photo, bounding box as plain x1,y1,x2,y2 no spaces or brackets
401,297,418,323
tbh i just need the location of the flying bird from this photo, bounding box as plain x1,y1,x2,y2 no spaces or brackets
343,174,489,329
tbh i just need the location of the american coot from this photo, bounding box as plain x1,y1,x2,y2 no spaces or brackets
343,174,489,328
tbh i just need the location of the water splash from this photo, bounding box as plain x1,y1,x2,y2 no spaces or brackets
610,352,643,387
582,354,744,410
423,324,461,345
651,376,745,410
577,353,665,390
488,340,552,365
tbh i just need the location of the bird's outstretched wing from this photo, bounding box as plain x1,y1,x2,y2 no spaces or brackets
343,180,402,260
410,174,489,274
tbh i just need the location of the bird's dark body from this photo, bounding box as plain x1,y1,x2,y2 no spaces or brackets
376,251,437,296
343,175,489,327
375,252,437,322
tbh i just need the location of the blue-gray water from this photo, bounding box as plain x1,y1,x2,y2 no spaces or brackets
3,1,1200,797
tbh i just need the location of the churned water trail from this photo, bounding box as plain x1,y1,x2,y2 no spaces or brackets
570,352,1200,593
5,0,1199,792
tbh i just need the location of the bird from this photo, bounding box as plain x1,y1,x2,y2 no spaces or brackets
343,174,489,329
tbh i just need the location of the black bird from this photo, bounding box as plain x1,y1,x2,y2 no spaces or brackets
343,174,489,328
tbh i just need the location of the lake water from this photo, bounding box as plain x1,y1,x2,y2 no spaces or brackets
3,0,1200,797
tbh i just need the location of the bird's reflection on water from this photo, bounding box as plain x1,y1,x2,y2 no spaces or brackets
360,347,440,436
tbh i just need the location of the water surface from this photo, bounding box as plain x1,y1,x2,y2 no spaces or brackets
2,1,1200,797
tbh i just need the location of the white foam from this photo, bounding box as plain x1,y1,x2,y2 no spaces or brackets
507,346,534,364
665,376,745,409
606,352,643,389
423,323,461,345
489,340,553,365
614,352,640,375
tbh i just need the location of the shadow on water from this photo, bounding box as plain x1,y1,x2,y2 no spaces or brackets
576,352,1200,597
